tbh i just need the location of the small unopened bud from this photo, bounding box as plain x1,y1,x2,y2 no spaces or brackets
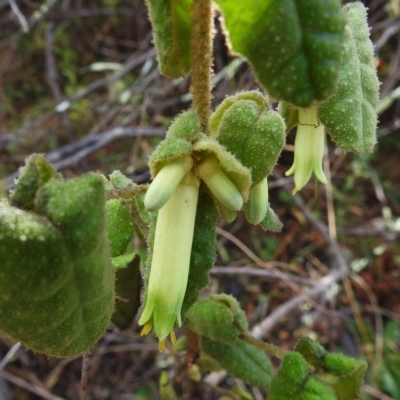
145,156,194,212
218,201,237,223
196,157,243,211
244,178,269,225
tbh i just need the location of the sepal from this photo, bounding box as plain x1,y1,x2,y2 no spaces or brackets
210,92,286,186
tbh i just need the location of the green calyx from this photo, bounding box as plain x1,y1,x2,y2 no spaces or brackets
209,91,284,225
147,110,252,214
285,106,327,193
210,91,286,187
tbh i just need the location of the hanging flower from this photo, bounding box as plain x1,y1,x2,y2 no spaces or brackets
285,106,327,193
139,130,251,350
139,165,200,351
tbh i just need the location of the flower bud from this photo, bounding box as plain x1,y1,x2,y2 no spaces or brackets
244,178,269,225
217,201,237,223
144,156,194,212
196,157,243,211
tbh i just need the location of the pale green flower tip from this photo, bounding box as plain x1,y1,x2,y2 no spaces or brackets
244,179,269,225
197,156,243,211
144,156,193,212
293,171,312,193
138,301,153,326
139,299,181,342
315,167,328,185
285,165,295,177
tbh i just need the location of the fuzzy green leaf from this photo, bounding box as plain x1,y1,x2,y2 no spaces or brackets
106,199,134,258
35,174,106,259
146,0,193,78
185,297,238,344
185,294,248,344
111,256,142,331
0,174,114,358
195,352,223,372
268,352,337,400
181,192,218,316
318,2,379,154
211,92,286,186
106,171,150,240
260,205,283,232
10,154,61,211
295,337,367,400
201,336,272,388
214,0,344,107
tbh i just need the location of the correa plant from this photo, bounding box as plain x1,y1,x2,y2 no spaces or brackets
0,0,379,398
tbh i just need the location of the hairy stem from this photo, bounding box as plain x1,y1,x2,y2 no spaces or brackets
80,352,90,400
190,0,213,133
239,334,287,359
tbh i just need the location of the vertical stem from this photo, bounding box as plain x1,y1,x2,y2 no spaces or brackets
80,352,90,400
190,0,213,133
185,326,200,364
323,131,336,240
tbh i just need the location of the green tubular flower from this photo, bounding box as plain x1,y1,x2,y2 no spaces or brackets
244,178,269,225
144,155,194,212
139,170,200,351
285,106,327,193
196,156,243,211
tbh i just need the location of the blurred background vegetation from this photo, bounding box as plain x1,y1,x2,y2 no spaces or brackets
0,0,400,399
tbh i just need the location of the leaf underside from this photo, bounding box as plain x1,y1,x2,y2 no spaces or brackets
215,0,344,107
